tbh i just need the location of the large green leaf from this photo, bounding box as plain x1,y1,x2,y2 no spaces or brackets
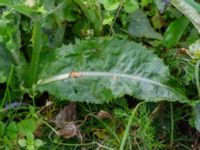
37,38,188,104
127,9,162,40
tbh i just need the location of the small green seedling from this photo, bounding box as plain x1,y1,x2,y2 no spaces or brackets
18,132,44,150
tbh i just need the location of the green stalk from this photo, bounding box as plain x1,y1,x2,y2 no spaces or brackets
170,103,174,148
195,60,200,98
109,0,125,35
27,20,43,87
119,102,145,150
1,65,14,109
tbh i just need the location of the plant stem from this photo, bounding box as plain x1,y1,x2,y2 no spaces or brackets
42,120,58,135
1,65,14,109
48,131,114,149
27,20,43,87
170,103,174,148
119,102,145,150
109,0,125,35
195,60,200,98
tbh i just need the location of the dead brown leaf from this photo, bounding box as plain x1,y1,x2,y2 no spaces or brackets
57,122,78,138
97,110,112,120
54,103,80,139
54,102,77,128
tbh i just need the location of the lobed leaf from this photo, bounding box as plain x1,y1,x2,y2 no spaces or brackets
37,38,188,104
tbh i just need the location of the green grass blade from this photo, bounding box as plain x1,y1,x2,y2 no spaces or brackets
26,21,43,87
0,65,14,109
119,102,145,150
195,60,200,98
170,0,200,34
